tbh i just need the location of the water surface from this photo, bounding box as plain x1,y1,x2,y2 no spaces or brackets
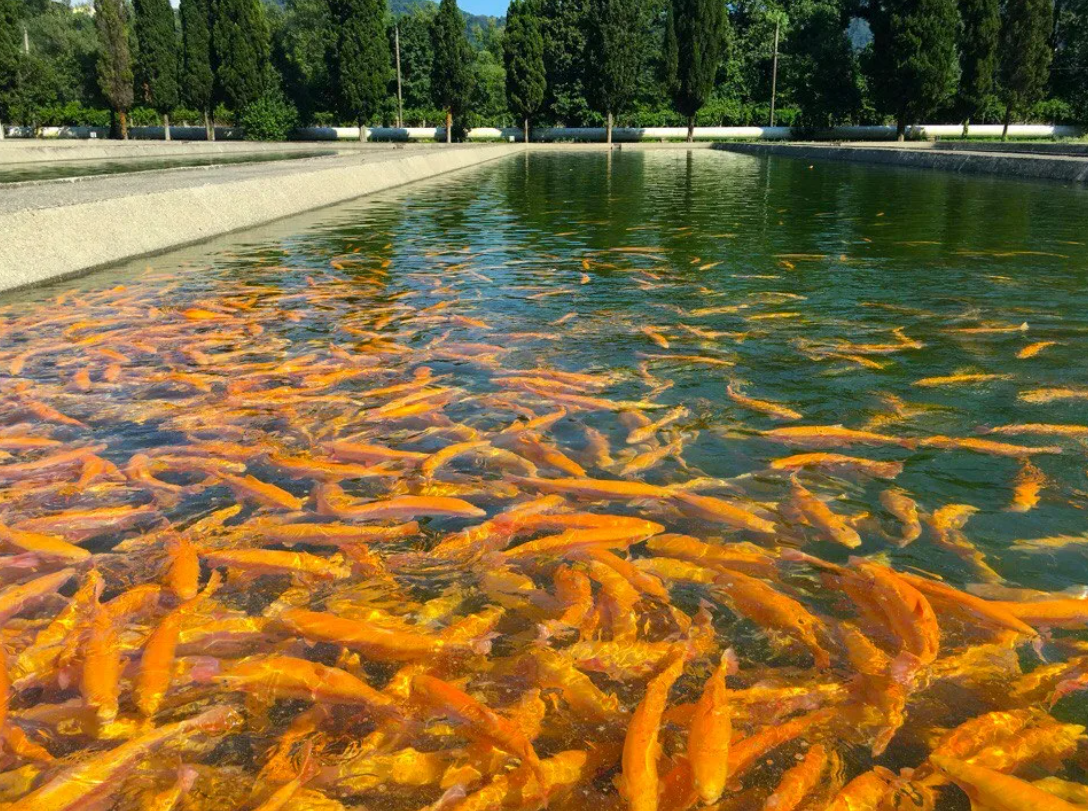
3,150,1088,809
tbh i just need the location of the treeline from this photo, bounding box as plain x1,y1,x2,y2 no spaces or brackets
1,0,1087,141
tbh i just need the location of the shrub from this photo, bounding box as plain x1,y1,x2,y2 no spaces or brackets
240,88,300,141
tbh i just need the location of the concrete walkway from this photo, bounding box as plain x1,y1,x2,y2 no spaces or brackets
0,144,519,293
714,142,1088,184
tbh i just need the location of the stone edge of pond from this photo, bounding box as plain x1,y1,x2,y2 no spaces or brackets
713,142,1088,185
0,144,521,294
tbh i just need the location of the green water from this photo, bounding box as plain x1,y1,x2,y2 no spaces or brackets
4,149,1088,808
0,149,336,184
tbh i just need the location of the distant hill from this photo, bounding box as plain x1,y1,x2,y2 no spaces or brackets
389,0,504,29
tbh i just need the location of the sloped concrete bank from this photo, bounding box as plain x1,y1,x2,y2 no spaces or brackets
713,142,1088,184
0,144,519,293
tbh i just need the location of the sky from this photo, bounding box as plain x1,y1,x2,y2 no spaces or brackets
71,0,511,18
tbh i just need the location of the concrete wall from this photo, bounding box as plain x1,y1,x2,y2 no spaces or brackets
6,122,1082,143
0,144,518,293
714,142,1088,184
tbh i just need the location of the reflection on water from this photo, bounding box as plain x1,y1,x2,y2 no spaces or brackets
2,151,1088,809
0,149,337,184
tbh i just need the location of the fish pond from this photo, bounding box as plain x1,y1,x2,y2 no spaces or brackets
3,149,1088,810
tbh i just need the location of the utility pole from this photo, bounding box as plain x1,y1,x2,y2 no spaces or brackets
394,22,404,129
768,18,779,127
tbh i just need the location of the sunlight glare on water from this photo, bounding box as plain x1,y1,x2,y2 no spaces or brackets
2,150,1088,810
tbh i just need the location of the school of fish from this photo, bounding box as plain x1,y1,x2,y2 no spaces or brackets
1,214,1088,811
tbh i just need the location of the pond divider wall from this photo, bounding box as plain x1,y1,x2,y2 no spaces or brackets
0,144,519,294
714,142,1088,185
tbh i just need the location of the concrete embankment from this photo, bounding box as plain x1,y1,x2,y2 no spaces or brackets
713,142,1088,184
0,144,518,293
0,139,350,166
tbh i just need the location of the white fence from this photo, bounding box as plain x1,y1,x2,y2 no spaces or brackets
3,123,1082,142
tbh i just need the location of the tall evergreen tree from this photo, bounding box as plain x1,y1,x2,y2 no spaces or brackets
957,0,999,137
133,0,179,139
504,0,546,141
212,0,271,113
999,0,1054,138
396,9,436,114
539,0,590,124
786,0,863,129
664,0,727,140
868,0,959,138
584,0,646,143
94,0,134,139
430,0,473,142
180,0,215,139
1051,0,1088,122
331,0,390,141
0,0,19,140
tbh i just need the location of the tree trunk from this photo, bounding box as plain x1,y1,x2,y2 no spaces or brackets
358,120,368,142
0,119,5,141
896,106,907,141
524,116,529,143
606,111,613,145
961,118,970,139
205,110,214,141
1002,104,1012,141
687,114,695,143
445,110,452,144
163,112,171,141
120,110,129,140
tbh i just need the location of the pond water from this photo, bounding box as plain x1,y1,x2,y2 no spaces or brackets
0,149,336,184
3,150,1088,809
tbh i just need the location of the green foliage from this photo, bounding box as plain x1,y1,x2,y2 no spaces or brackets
471,48,509,126
539,0,590,124
180,0,214,114
869,0,960,133
94,0,134,116
134,0,179,114
240,81,299,139
957,0,999,123
430,0,474,124
0,0,21,124
664,0,727,127
274,0,334,124
395,8,436,110
504,0,546,128
1051,0,1088,121
584,0,648,124
786,0,863,128
331,0,391,128
1000,0,1054,119
212,0,271,111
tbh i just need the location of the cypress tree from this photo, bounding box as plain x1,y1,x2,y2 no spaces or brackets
584,0,646,143
0,0,19,140
94,0,135,139
212,0,271,113
787,0,863,129
957,0,1000,137
503,0,546,142
1051,0,1088,123
869,0,960,139
664,0,727,141
539,0,590,125
331,0,391,141
430,0,473,143
999,0,1054,138
134,0,179,140
180,0,215,140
